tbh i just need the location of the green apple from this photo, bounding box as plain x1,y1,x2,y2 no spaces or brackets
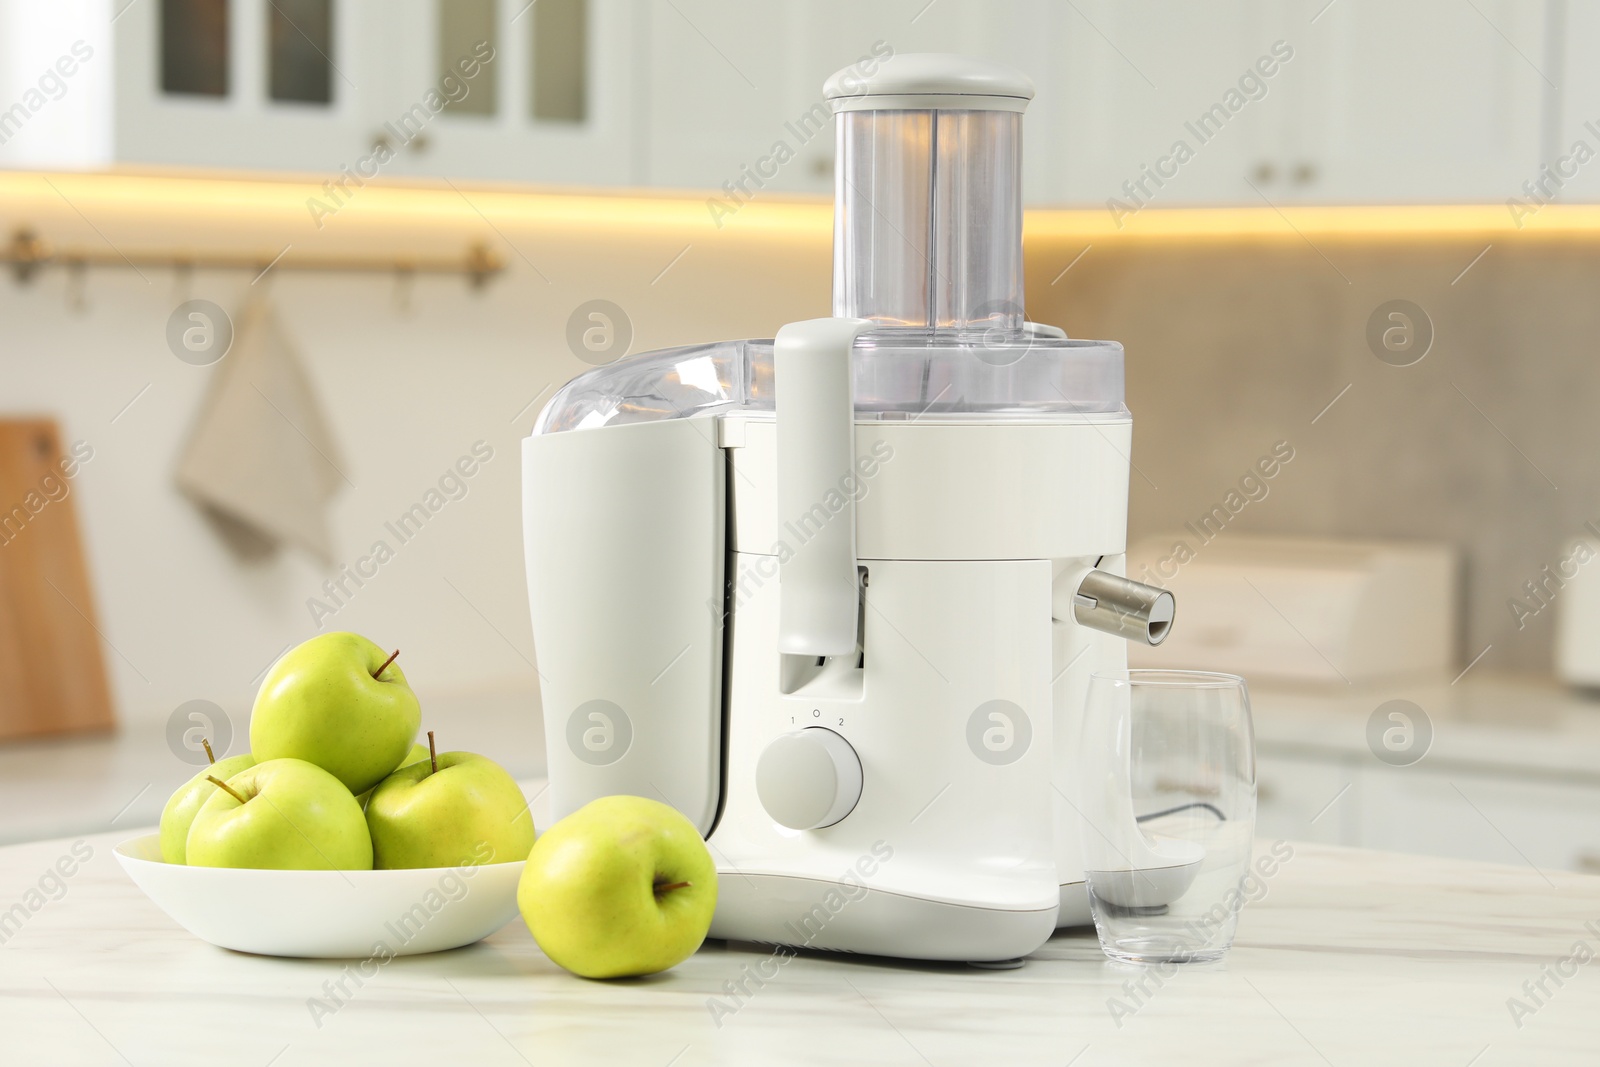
518,796,716,979
160,753,256,864
186,758,373,871
250,633,421,795
366,747,535,869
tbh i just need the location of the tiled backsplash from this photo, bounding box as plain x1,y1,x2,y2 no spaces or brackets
1028,234,1600,674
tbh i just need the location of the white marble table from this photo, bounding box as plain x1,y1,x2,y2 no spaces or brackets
2,829,1598,1066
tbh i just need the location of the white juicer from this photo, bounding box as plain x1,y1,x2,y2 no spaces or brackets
522,54,1176,963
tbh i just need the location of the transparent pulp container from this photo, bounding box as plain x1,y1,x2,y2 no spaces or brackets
536,54,1126,433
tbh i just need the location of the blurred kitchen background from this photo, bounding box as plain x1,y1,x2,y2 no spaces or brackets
5,0,1600,875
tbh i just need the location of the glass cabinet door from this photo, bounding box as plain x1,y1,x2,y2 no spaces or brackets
110,0,636,185
371,0,634,186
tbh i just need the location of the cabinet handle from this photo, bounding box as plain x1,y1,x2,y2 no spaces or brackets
1292,162,1317,186
1256,781,1276,803
1252,162,1276,185
1575,850,1600,875
371,130,429,155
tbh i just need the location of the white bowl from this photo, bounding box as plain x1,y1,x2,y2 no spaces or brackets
115,834,524,958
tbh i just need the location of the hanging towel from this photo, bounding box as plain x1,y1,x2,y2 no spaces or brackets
176,297,345,562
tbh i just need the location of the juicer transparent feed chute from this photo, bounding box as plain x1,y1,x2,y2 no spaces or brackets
833,99,1024,332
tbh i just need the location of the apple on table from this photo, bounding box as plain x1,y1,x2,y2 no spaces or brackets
518,795,716,979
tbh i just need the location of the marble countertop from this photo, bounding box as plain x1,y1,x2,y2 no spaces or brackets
1252,672,1600,782
3,827,1598,1065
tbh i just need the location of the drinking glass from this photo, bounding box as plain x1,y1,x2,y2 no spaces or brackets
1077,670,1256,964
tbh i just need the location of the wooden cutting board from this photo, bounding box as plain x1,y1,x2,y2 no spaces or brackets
0,418,115,739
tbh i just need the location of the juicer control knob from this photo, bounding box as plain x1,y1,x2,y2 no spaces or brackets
756,727,862,830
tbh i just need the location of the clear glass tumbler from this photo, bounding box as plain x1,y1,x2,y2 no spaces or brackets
1077,670,1256,964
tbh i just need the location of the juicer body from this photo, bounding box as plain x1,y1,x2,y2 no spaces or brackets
523,407,1136,960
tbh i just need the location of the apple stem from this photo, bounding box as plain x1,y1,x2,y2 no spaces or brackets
374,648,401,680
201,737,215,765
654,881,692,894
205,775,248,806
427,730,437,776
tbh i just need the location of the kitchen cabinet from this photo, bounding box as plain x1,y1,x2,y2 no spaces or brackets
1255,750,1358,847
1285,0,1547,204
1256,747,1600,874
0,0,1563,204
1252,675,1600,874
1355,763,1600,874
2,0,636,184
637,0,1064,200
1046,2,1287,209
639,0,1547,207
634,0,803,194
1050,0,1547,207
0,2,116,169
108,0,382,174
653,0,1552,206
362,0,639,186
1547,0,1600,204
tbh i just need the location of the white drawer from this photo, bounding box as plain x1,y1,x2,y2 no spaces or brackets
1357,765,1600,873
1256,751,1359,846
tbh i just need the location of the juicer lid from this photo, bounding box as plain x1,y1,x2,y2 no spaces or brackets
531,334,1127,436
825,53,1035,113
